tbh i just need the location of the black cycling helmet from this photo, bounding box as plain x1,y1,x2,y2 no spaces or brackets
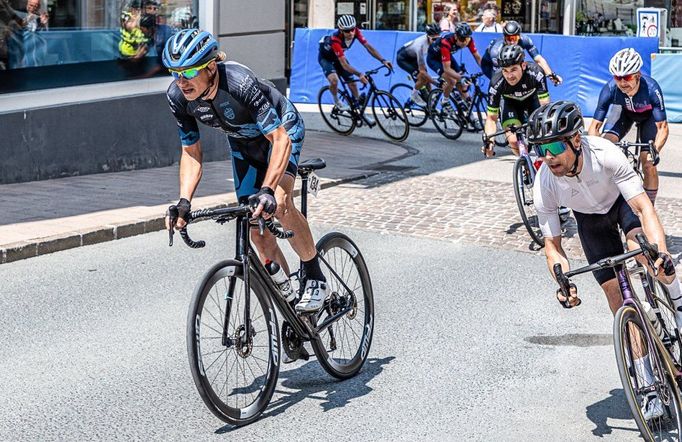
497,44,524,67
455,22,472,39
503,20,521,36
527,101,584,143
425,23,441,37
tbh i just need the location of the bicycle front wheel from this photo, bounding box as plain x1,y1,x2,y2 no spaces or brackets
512,157,544,247
187,261,280,426
389,83,429,127
614,306,682,441
371,90,409,141
318,86,356,135
647,277,682,367
427,89,463,140
311,232,375,379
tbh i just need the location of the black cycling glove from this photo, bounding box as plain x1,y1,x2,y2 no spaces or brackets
167,198,191,223
657,252,676,277
248,187,277,215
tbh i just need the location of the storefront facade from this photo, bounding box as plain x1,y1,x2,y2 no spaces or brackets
1,0,287,184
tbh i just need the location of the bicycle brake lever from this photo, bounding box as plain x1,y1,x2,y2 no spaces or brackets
258,217,265,236
167,205,178,247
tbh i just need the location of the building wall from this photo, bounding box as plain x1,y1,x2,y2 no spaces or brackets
0,2,286,185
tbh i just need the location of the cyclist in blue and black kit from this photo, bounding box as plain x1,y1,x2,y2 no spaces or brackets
162,29,328,316
588,48,668,205
480,20,562,85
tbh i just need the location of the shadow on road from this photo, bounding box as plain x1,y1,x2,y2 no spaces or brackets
585,388,639,437
215,355,395,433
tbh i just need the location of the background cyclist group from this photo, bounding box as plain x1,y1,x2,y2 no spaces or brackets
161,15,681,424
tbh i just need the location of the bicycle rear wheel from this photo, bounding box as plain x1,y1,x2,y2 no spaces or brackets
187,261,279,426
310,232,375,379
513,157,544,247
427,89,463,140
614,306,682,441
318,86,356,135
371,90,409,141
389,83,429,127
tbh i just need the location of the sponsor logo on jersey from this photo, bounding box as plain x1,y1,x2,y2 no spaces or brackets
196,106,210,112
223,106,235,120
199,114,213,121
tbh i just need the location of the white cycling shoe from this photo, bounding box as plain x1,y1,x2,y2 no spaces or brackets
642,394,665,421
410,89,427,107
295,279,329,313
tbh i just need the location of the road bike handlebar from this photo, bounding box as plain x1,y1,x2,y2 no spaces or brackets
364,64,393,77
483,123,528,142
616,140,660,167
553,233,659,307
168,204,294,248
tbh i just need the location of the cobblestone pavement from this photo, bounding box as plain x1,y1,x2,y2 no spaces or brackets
307,171,682,273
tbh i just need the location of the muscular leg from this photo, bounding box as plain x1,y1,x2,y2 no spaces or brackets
639,150,658,205
347,81,360,100
506,132,519,156
327,73,340,100
249,173,317,275
274,174,317,261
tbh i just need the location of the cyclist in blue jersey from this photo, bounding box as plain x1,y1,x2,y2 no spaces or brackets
588,48,668,205
480,21,561,85
162,29,328,316
426,22,481,113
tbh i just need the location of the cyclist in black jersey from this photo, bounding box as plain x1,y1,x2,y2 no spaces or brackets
162,29,329,316
482,44,550,157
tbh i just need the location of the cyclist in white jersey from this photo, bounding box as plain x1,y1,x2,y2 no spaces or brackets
395,23,441,106
529,101,682,421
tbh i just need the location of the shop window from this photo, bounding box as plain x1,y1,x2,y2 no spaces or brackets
0,0,198,94
576,0,643,36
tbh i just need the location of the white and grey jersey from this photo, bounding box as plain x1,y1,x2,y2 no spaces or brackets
534,136,644,237
401,34,430,67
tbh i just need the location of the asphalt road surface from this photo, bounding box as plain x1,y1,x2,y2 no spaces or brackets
1,220,641,441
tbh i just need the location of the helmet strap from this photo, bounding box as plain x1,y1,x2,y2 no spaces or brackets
565,138,582,177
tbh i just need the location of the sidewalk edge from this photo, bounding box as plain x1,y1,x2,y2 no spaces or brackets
0,172,376,264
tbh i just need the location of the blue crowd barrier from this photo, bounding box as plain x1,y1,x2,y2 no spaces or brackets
652,54,682,123
290,28,659,118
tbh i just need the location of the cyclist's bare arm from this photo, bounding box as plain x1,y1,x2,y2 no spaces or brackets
544,235,570,280
338,56,364,78
628,193,669,255
442,60,462,81
654,120,669,153
533,54,553,76
169,141,203,229
588,119,604,136
262,126,292,191
180,142,203,201
484,111,498,137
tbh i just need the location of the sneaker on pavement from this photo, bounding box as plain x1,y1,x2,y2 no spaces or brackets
295,279,329,313
410,89,427,107
642,394,665,421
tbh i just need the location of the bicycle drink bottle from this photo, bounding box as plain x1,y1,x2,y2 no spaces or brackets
265,260,296,302
642,301,665,341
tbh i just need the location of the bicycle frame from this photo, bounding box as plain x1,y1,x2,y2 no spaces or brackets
337,75,378,127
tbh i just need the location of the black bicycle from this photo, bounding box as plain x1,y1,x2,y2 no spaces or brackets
555,233,682,440
617,139,660,181
426,72,488,140
172,159,375,425
389,76,435,128
318,65,409,141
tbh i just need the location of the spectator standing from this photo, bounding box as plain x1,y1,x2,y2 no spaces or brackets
475,9,503,32
439,3,460,32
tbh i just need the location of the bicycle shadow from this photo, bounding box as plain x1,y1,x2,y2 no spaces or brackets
585,388,639,437
214,355,394,433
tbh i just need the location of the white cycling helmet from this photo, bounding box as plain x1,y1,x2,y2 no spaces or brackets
609,48,643,76
337,14,357,31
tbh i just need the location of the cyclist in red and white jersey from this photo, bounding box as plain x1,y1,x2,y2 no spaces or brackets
318,15,393,111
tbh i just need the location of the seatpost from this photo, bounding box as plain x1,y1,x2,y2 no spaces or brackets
300,174,308,219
